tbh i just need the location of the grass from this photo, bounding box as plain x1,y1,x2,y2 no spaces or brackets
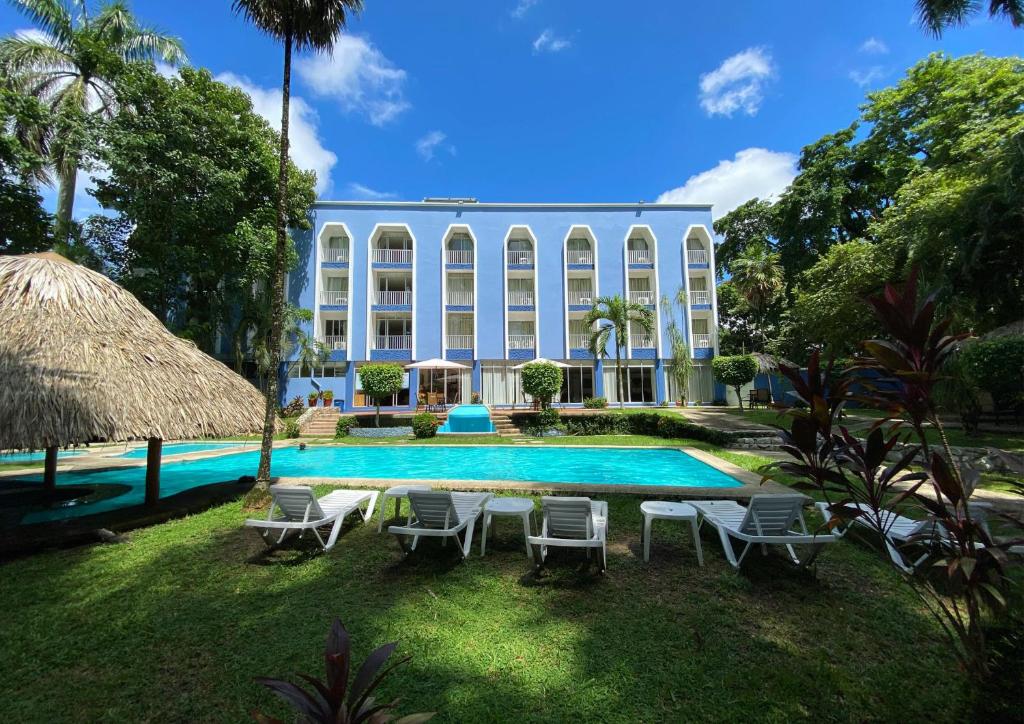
0,484,974,722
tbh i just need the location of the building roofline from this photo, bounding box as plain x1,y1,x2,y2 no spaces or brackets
312,199,713,211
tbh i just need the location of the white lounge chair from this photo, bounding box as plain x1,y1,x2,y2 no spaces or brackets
692,494,834,569
527,496,608,571
815,501,992,573
244,485,378,551
388,490,493,558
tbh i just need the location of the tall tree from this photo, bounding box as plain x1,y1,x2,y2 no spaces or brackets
0,0,185,244
0,87,51,253
660,289,694,404
232,0,363,488
584,294,654,409
915,0,1023,35
728,243,784,351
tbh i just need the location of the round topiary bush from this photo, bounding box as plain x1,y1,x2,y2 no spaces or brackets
520,362,564,409
712,355,759,411
358,363,405,427
334,415,358,438
960,335,1024,412
412,413,440,439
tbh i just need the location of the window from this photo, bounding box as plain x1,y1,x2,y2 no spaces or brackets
559,364,595,403
603,362,655,403
290,362,348,379
324,276,347,292
324,319,346,337
627,237,649,251
354,364,409,407
481,361,524,406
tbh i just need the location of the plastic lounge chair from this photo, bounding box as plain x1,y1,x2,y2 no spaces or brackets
692,494,834,569
244,485,378,551
815,501,992,573
388,490,493,558
527,496,608,571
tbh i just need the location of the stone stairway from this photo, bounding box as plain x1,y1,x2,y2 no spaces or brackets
299,407,340,437
490,413,521,437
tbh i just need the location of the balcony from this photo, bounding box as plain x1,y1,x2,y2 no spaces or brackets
566,250,593,265
630,333,655,348
376,290,412,306
446,334,473,349
687,249,708,265
508,334,535,350
628,250,652,265
374,334,411,350
628,290,655,306
319,290,348,306
507,291,535,306
690,290,711,306
322,247,348,263
321,335,347,351
373,248,412,264
569,333,590,349
693,333,712,349
567,291,594,307
446,290,474,306
507,250,534,265
446,250,473,265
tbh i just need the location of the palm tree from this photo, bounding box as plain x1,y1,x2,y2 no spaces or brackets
729,243,783,351
661,289,694,405
585,294,654,409
915,0,1022,35
0,0,185,243
233,0,362,488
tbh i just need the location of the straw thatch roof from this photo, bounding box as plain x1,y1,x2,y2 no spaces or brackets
0,253,268,450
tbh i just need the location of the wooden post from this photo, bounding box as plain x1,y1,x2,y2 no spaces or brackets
145,438,162,507
43,446,58,493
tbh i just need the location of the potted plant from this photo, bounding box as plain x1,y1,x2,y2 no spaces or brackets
308,391,320,407
471,390,482,404
323,389,334,407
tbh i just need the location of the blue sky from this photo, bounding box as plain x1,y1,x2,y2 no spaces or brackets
1,0,1020,219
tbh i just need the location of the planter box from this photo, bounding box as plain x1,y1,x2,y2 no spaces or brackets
349,427,413,439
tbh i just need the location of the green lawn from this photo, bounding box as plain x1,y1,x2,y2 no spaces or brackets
0,484,974,722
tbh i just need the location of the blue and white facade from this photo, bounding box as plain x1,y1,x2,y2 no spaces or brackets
283,200,720,410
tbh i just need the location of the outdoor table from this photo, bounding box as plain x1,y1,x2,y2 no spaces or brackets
377,484,432,532
480,497,536,560
640,500,704,566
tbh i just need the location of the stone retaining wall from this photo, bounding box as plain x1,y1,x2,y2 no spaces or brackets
349,427,413,439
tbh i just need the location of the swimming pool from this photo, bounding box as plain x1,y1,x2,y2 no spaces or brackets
116,442,253,459
16,445,741,523
1,449,85,463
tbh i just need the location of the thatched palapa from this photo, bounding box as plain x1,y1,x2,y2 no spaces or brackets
0,252,268,501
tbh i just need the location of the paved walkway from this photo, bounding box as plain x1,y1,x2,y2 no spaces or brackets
679,407,778,432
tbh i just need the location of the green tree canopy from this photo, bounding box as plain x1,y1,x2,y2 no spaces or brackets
712,355,759,411
520,362,564,409
0,88,51,254
359,363,405,427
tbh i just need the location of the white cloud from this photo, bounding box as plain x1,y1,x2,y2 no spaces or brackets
656,148,797,218
511,0,538,18
532,28,571,53
859,37,889,54
345,182,398,200
849,66,887,87
154,61,180,78
698,47,775,117
295,34,409,126
216,72,337,194
415,130,455,161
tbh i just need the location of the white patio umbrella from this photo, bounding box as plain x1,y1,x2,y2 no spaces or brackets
511,357,571,369
403,358,471,370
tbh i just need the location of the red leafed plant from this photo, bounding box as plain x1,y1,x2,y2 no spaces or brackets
253,619,433,724
768,269,1023,679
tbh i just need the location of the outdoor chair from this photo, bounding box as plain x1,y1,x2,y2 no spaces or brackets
527,496,608,571
388,490,492,558
244,485,378,551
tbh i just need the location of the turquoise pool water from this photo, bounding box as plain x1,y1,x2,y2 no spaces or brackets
438,404,496,434
1,449,85,463
16,445,741,523
116,442,252,459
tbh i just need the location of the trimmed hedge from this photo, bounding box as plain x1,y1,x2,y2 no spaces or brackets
412,413,440,439
509,412,730,446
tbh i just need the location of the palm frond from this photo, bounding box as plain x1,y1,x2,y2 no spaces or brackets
6,0,75,47
0,34,75,80
915,0,977,35
232,0,363,52
120,28,186,64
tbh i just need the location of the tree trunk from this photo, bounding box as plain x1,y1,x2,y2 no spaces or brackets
735,385,744,411
43,446,58,493
145,438,162,506
255,29,293,487
54,162,79,247
616,340,625,409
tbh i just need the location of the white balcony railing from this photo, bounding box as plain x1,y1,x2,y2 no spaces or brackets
566,250,593,265
446,334,473,349
322,335,347,351
690,290,711,306
446,250,473,265
628,290,655,306
508,334,535,349
373,248,412,264
628,249,652,265
567,291,594,306
446,290,474,306
507,250,534,265
687,248,708,265
693,333,713,349
376,290,412,306
374,334,412,350
569,333,590,349
630,334,654,348
507,291,535,306
320,290,348,306
322,247,348,263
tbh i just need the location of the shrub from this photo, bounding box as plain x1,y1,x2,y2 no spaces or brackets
280,396,304,417
960,335,1024,411
471,390,482,404
583,396,608,409
283,420,300,439
712,355,759,410
412,413,440,438
359,363,405,427
322,389,334,406
520,362,564,409
334,415,358,438
530,412,730,446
